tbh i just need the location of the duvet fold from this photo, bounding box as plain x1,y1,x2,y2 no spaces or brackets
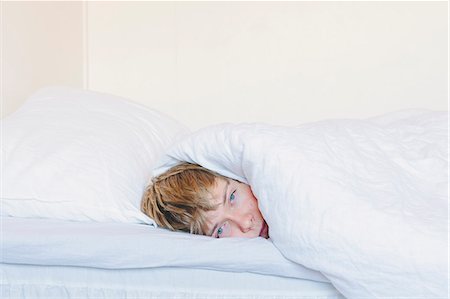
154,109,448,298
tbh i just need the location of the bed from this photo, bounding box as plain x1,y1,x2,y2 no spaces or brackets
1,217,342,299
1,87,346,298
3,1,448,297
2,87,448,298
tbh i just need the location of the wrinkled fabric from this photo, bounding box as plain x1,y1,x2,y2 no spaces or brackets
1,217,327,282
154,110,448,298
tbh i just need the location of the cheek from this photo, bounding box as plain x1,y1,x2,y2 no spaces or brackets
222,222,232,237
227,222,249,237
239,189,260,214
245,187,258,203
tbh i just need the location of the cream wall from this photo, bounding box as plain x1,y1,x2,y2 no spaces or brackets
86,1,447,129
1,1,448,128
1,1,84,117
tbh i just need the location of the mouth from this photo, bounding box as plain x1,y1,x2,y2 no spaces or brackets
259,221,269,238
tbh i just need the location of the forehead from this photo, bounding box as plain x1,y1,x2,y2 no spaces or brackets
211,177,228,199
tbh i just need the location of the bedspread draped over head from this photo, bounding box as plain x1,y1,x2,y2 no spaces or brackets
153,109,448,298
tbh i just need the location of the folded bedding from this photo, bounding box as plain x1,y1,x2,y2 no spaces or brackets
154,109,448,298
1,216,327,282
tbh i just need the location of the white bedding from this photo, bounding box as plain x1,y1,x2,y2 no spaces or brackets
1,217,327,282
2,86,188,225
1,264,344,299
154,110,448,298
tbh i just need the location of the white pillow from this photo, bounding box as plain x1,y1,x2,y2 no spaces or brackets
1,87,189,224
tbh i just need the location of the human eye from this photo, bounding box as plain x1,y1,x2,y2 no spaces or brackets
216,222,229,238
216,225,224,238
229,190,236,203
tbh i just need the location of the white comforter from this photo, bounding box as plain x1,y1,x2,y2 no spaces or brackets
154,110,448,298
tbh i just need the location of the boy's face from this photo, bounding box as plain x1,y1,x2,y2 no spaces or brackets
204,178,269,239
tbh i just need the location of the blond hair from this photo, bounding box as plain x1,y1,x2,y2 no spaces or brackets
141,162,225,235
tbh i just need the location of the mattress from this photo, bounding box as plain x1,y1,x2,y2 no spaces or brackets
1,217,344,298
1,263,344,299
1,217,326,281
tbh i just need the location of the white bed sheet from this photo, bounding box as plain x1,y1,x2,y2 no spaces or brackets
1,217,327,282
0,263,344,299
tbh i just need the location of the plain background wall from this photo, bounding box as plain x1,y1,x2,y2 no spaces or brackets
1,1,84,118
1,1,448,129
87,1,448,129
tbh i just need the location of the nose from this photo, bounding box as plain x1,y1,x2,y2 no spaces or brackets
233,213,253,233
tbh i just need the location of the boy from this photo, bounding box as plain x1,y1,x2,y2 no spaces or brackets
141,162,269,238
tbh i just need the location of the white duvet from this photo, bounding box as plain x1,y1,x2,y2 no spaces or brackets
154,110,448,298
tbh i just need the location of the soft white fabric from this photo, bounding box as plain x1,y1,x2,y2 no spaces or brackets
2,87,188,224
1,216,327,282
1,263,343,299
153,110,448,298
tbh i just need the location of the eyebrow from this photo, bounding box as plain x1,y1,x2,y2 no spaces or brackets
209,179,229,237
